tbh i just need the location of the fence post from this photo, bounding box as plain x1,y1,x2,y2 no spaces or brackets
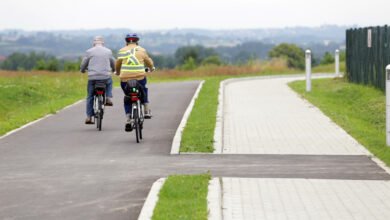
306,50,312,92
335,49,340,77
386,65,390,146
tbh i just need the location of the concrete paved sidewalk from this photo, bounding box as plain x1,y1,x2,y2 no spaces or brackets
223,77,369,155
221,178,390,220
213,76,390,220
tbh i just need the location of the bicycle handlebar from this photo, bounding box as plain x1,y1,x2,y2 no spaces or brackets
145,67,156,73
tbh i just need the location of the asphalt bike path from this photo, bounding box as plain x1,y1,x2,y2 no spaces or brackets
0,80,388,220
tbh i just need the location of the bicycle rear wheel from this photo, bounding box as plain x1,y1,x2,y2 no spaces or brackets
139,119,143,140
134,109,140,143
97,96,103,131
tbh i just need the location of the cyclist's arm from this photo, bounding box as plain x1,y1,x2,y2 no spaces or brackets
109,56,116,72
143,52,154,70
115,58,122,75
80,54,90,73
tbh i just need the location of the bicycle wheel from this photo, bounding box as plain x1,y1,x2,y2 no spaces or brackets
97,95,103,131
134,108,140,143
139,121,143,140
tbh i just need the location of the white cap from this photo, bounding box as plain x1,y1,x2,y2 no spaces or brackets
93,36,104,46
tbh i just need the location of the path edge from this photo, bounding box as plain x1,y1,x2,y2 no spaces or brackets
208,177,223,220
170,80,205,154
138,178,166,220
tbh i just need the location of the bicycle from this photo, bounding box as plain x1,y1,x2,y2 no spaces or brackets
125,80,145,143
93,81,107,131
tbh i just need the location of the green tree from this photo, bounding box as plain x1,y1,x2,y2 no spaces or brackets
34,59,47,71
320,52,335,65
268,43,305,69
180,57,197,71
175,45,217,66
46,58,59,72
63,60,81,72
340,50,346,62
201,55,222,66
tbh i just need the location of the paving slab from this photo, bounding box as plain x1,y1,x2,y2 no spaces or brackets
222,178,390,220
223,77,370,155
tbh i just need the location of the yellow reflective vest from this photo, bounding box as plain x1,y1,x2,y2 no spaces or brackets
116,44,154,82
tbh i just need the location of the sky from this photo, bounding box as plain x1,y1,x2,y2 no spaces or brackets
0,0,389,30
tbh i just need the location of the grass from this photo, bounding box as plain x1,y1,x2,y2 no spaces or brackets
312,61,346,73
0,71,86,135
152,174,211,220
289,78,390,166
180,77,223,152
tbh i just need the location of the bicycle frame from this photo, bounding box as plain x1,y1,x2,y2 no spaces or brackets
93,83,106,131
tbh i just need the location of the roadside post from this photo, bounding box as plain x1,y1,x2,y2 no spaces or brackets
306,50,312,92
335,49,340,77
386,65,390,146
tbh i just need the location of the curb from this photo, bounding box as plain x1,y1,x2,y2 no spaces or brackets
138,178,166,220
170,80,205,154
212,73,337,154
208,178,223,220
0,100,83,140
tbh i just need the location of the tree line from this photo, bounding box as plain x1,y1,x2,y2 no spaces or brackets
0,44,345,72
0,52,80,72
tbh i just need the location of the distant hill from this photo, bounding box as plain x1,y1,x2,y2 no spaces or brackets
0,25,349,60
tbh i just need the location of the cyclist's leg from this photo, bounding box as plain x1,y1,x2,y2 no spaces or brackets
137,77,148,104
86,80,95,117
106,77,113,98
120,81,131,115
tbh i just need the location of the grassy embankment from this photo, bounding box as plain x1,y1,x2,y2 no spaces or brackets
289,78,390,166
152,174,210,220
0,71,86,135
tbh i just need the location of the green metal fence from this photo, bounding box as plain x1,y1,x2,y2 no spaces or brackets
346,26,390,91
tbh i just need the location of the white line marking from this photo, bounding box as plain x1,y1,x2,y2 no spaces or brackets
138,178,166,220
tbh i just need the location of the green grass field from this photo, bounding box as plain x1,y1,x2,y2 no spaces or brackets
152,174,210,220
0,71,86,135
289,78,390,166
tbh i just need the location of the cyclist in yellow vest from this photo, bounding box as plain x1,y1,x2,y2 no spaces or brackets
115,33,155,127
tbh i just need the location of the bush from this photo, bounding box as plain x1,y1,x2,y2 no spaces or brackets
201,55,222,66
180,57,197,71
320,52,335,65
268,43,305,69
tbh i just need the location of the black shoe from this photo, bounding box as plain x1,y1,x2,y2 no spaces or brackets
125,123,133,132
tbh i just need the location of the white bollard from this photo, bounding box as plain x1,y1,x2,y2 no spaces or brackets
305,50,312,92
335,49,340,77
386,65,390,146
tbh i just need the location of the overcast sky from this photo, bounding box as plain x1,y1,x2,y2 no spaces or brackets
0,0,389,30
